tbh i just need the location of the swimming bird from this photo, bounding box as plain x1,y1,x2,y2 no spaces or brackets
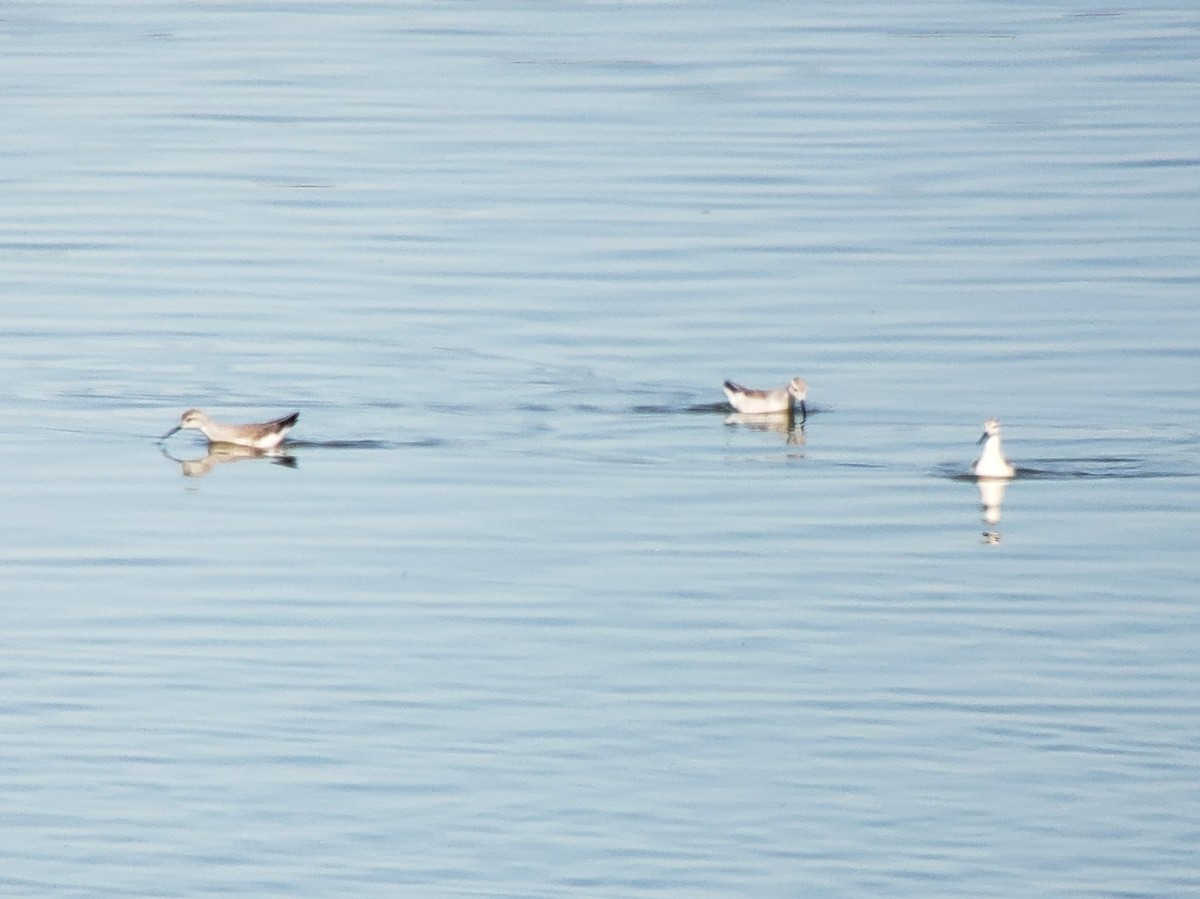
971,417,1015,478
722,377,807,417
161,409,299,450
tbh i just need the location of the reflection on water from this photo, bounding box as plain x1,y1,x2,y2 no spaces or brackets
161,443,298,478
725,411,806,446
977,475,1010,543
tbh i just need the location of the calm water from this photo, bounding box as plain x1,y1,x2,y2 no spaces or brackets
2,2,1199,896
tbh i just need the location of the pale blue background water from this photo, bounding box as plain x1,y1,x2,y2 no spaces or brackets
2,2,1199,896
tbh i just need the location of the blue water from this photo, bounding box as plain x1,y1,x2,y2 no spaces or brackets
2,2,1199,896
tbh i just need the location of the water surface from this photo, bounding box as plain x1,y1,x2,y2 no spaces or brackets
2,2,1199,896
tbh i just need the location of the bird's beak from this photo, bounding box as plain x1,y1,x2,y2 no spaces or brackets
976,431,988,444
798,399,807,422
160,425,181,441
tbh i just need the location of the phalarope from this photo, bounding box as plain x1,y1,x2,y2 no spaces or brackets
161,409,299,450
971,417,1015,478
722,378,807,417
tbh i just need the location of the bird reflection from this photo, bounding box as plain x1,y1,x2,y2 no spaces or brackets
161,443,297,478
977,476,1008,525
725,411,806,445
976,476,1008,543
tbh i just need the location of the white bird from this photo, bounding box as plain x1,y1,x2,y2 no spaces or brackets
971,417,1015,478
161,409,299,450
722,377,807,417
